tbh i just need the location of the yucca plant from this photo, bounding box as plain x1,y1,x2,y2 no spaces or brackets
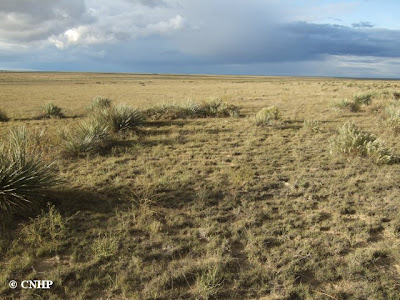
177,99,205,118
93,104,144,132
61,117,110,157
0,127,58,213
252,106,282,126
42,102,64,118
0,109,9,122
88,96,112,112
203,97,240,117
329,122,395,164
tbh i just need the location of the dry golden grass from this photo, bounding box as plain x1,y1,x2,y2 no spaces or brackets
2,72,400,299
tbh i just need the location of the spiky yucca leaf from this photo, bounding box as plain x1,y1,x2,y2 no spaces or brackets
0,127,58,213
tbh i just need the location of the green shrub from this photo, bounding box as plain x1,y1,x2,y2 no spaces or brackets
88,96,112,111
252,106,282,126
353,92,373,105
0,127,58,213
0,109,9,122
329,122,395,164
42,102,64,118
61,117,110,157
330,99,361,112
383,105,400,134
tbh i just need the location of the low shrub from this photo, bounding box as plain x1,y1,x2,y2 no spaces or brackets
353,92,373,105
0,109,9,122
0,127,58,213
330,99,361,112
252,106,281,126
329,122,395,164
42,102,64,118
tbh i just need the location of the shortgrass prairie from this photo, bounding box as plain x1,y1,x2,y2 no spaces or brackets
2,72,400,299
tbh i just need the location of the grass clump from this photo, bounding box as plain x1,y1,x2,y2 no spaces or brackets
0,127,58,213
0,109,9,122
88,96,112,111
42,102,64,118
329,122,395,164
61,117,110,157
252,106,282,126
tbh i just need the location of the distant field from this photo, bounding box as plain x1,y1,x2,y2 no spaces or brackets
1,72,400,299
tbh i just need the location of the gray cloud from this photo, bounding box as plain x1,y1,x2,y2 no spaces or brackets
1,0,400,77
352,21,374,28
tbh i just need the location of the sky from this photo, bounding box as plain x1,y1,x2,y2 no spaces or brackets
1,0,400,77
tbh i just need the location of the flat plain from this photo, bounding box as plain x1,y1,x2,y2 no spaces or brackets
1,72,400,299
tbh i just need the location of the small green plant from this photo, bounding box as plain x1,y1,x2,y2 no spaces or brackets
92,232,119,259
303,119,321,132
0,109,9,122
61,117,110,157
195,265,223,299
330,99,361,112
0,127,58,213
329,122,395,164
21,203,66,251
88,96,112,111
252,106,281,126
42,102,64,118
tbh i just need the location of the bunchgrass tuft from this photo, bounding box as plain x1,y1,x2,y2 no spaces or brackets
329,122,395,164
42,102,64,118
88,96,112,112
252,106,282,126
0,109,9,122
61,117,110,157
0,127,58,213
